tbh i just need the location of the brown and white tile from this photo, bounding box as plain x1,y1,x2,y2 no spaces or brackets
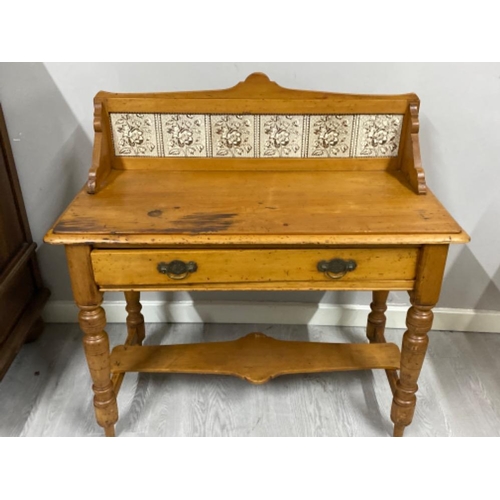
110,113,158,157
109,112,405,159
209,115,256,157
307,115,354,158
260,115,304,157
354,114,403,157
161,114,208,157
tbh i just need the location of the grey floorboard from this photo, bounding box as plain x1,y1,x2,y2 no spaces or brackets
1,323,499,437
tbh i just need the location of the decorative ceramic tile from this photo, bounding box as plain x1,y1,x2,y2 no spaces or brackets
260,115,304,157
161,114,208,157
109,113,404,158
210,115,256,157
307,115,354,158
354,114,403,157
110,113,158,157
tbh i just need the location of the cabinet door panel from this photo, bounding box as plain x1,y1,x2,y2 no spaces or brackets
0,149,24,271
0,267,35,344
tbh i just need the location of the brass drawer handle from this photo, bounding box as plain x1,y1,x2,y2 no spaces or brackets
157,260,198,280
317,258,357,279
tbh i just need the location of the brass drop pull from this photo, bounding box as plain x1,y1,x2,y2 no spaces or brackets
317,258,357,279
157,260,198,280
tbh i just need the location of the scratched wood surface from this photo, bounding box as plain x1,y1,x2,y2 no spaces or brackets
1,322,499,437
47,170,466,245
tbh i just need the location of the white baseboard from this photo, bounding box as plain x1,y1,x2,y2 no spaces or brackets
42,300,500,333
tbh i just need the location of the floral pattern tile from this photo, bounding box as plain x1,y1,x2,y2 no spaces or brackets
110,113,158,156
210,115,255,157
307,115,354,157
109,113,404,159
355,114,403,157
260,115,304,157
162,114,207,157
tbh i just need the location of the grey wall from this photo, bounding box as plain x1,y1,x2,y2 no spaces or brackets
1,62,498,310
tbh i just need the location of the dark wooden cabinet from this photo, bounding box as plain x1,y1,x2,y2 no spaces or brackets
0,103,49,379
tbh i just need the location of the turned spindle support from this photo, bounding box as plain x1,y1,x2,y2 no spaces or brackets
367,290,390,343
366,290,398,394
390,245,448,437
390,301,433,437
79,304,118,437
66,245,118,437
124,291,146,345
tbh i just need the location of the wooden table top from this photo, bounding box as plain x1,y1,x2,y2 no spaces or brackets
46,169,468,247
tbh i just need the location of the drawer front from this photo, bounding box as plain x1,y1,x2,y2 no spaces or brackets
91,248,419,287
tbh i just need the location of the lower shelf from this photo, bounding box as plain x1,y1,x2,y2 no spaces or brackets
110,332,401,385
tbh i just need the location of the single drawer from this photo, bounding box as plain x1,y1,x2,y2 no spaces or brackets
91,247,419,288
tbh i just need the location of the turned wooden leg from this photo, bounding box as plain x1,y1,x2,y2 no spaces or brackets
390,245,448,437
391,300,434,437
79,304,118,437
66,245,118,437
125,291,146,345
366,291,389,343
367,290,398,394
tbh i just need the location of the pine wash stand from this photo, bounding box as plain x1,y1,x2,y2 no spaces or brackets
45,73,469,437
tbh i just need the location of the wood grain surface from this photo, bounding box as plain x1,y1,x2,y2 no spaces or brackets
48,170,467,245
91,247,418,287
110,332,401,384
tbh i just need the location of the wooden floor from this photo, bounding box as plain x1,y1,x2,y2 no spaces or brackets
1,323,499,437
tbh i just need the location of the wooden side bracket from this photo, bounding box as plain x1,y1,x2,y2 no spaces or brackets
110,332,401,385
87,96,112,194
400,101,427,194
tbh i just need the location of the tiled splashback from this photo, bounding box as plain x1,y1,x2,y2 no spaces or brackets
110,113,404,158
